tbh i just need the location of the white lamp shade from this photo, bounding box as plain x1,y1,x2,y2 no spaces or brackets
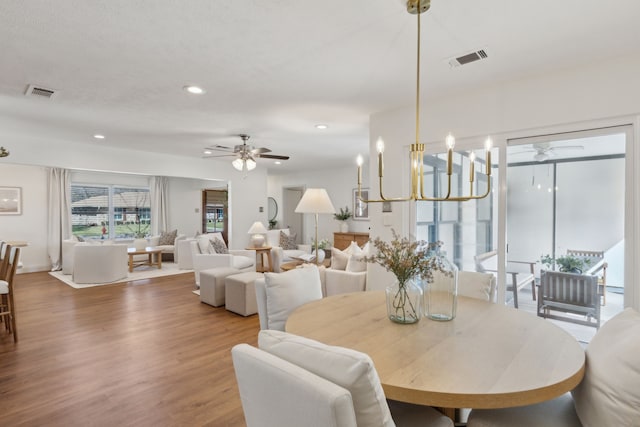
246,158,256,170
294,188,336,214
247,221,268,234
248,221,268,247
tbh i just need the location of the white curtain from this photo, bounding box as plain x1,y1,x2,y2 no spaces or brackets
150,176,169,235
47,168,72,271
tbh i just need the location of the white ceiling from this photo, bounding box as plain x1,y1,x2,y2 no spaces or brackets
1,0,639,173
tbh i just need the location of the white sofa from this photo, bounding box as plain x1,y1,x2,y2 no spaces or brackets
254,265,366,331
71,243,128,284
266,228,312,272
190,233,255,286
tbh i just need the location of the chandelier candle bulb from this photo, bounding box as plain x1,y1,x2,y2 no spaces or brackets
377,138,385,178
469,152,476,182
356,155,363,186
485,137,493,176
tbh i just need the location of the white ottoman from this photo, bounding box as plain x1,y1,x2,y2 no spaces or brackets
225,272,263,316
200,267,241,307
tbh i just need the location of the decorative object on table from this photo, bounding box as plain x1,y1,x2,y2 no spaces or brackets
311,238,330,263
424,248,458,321
354,0,492,204
540,253,591,274
333,205,352,232
364,229,447,324
247,221,269,247
353,188,369,220
0,187,22,215
133,238,147,251
295,188,336,265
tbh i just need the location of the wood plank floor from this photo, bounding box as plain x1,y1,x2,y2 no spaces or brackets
0,271,258,426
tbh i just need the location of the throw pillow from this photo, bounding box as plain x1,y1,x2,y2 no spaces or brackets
197,235,213,254
259,330,395,427
331,247,349,271
344,240,362,256
346,242,370,272
159,229,177,246
279,230,298,250
263,266,322,331
572,307,640,426
211,238,229,254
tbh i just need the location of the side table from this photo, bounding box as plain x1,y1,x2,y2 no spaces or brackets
246,246,273,273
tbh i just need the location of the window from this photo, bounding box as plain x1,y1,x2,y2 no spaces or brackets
202,189,228,242
71,184,151,240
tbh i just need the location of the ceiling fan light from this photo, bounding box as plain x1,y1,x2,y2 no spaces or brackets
232,158,245,171
246,158,257,171
534,152,549,162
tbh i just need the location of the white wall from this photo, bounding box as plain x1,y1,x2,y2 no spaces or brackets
268,165,370,247
0,163,50,272
0,135,268,271
369,53,640,308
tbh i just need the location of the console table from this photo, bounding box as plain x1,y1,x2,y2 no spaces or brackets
333,232,369,250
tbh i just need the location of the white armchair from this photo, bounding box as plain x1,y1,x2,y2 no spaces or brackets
190,237,254,286
266,228,312,272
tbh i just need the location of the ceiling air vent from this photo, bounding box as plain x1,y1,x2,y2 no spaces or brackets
25,84,58,99
448,49,488,68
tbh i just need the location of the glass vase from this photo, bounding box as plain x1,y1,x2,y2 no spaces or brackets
385,278,423,324
424,250,458,321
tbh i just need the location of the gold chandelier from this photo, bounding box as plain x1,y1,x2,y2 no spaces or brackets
356,0,492,203
0,146,9,158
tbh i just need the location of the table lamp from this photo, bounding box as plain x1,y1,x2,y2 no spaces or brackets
294,188,335,264
247,221,268,247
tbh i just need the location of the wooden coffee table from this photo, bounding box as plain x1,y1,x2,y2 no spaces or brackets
127,247,163,272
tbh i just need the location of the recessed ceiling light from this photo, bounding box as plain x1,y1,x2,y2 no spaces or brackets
183,85,205,95
315,124,328,130
203,150,212,155
93,134,105,139
275,161,281,165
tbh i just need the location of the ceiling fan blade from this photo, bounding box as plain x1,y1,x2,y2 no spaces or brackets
258,154,290,160
204,145,235,152
202,153,239,158
549,145,585,151
250,147,272,155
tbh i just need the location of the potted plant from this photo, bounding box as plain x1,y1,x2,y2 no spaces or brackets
334,206,352,232
540,254,591,274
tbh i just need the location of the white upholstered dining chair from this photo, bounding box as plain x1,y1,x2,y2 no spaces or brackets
232,330,454,427
466,307,640,427
254,265,323,331
457,271,496,302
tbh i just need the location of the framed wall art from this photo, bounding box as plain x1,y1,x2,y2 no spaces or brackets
0,187,22,215
353,188,369,220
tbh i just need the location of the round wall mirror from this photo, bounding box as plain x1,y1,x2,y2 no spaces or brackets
267,197,278,221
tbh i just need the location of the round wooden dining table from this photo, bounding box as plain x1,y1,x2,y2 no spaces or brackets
286,291,585,417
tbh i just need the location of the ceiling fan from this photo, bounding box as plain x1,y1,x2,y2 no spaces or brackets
513,142,584,162
203,134,290,171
